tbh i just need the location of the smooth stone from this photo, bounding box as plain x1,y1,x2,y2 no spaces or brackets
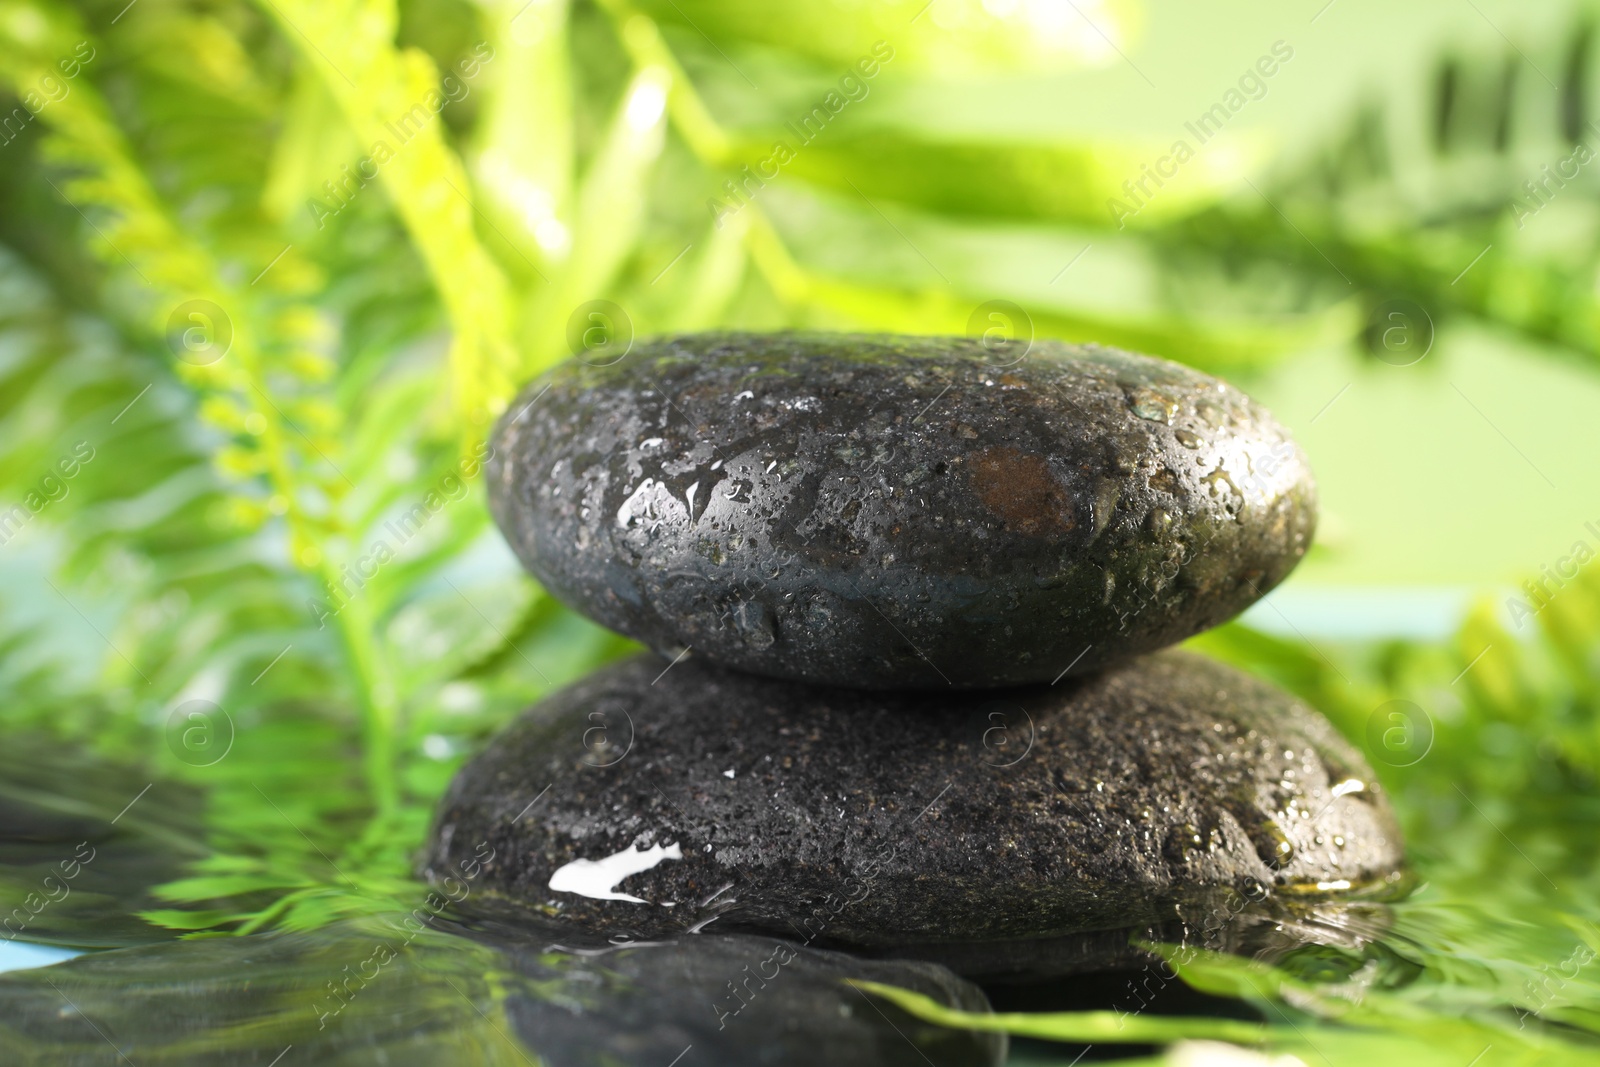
488,332,1316,688
423,651,1404,974
0,916,1005,1066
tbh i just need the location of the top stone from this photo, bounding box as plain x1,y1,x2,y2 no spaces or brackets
489,332,1315,688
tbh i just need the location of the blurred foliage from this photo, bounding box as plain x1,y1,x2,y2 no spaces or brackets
1,0,1600,1063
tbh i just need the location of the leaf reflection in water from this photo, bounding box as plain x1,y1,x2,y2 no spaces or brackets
0,916,1006,1067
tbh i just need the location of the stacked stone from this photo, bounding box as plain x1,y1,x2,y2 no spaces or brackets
426,332,1403,981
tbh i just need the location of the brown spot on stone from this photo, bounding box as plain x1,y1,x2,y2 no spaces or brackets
969,446,1075,535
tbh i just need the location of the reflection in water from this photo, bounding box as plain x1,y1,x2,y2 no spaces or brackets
0,917,1006,1066
829,878,1417,983
978,900,1423,1006
0,742,1434,1065
0,742,206,949
0,942,80,974
0,745,1003,1064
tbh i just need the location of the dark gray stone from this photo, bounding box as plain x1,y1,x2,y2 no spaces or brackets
488,332,1316,688
423,651,1404,975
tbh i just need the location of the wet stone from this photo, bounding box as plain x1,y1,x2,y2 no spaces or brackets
489,332,1316,688
424,651,1404,976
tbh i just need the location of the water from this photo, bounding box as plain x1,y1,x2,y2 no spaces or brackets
0,941,79,974
0,748,207,950
0,916,1006,1066
0,743,1574,1065
0,745,1004,1065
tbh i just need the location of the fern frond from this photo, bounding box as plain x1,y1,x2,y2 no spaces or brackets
0,2,405,814
256,0,519,437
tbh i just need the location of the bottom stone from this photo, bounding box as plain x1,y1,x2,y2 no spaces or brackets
424,651,1405,973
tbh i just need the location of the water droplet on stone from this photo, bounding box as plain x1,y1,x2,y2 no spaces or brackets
1163,823,1204,864
1174,429,1202,449
1254,819,1296,870
733,600,776,650
1092,479,1119,538
1204,468,1242,508
1129,388,1177,424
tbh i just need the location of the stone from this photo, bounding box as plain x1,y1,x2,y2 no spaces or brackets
423,651,1404,975
488,332,1316,688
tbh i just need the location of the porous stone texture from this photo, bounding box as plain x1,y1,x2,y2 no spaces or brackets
488,332,1317,688
423,651,1403,974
